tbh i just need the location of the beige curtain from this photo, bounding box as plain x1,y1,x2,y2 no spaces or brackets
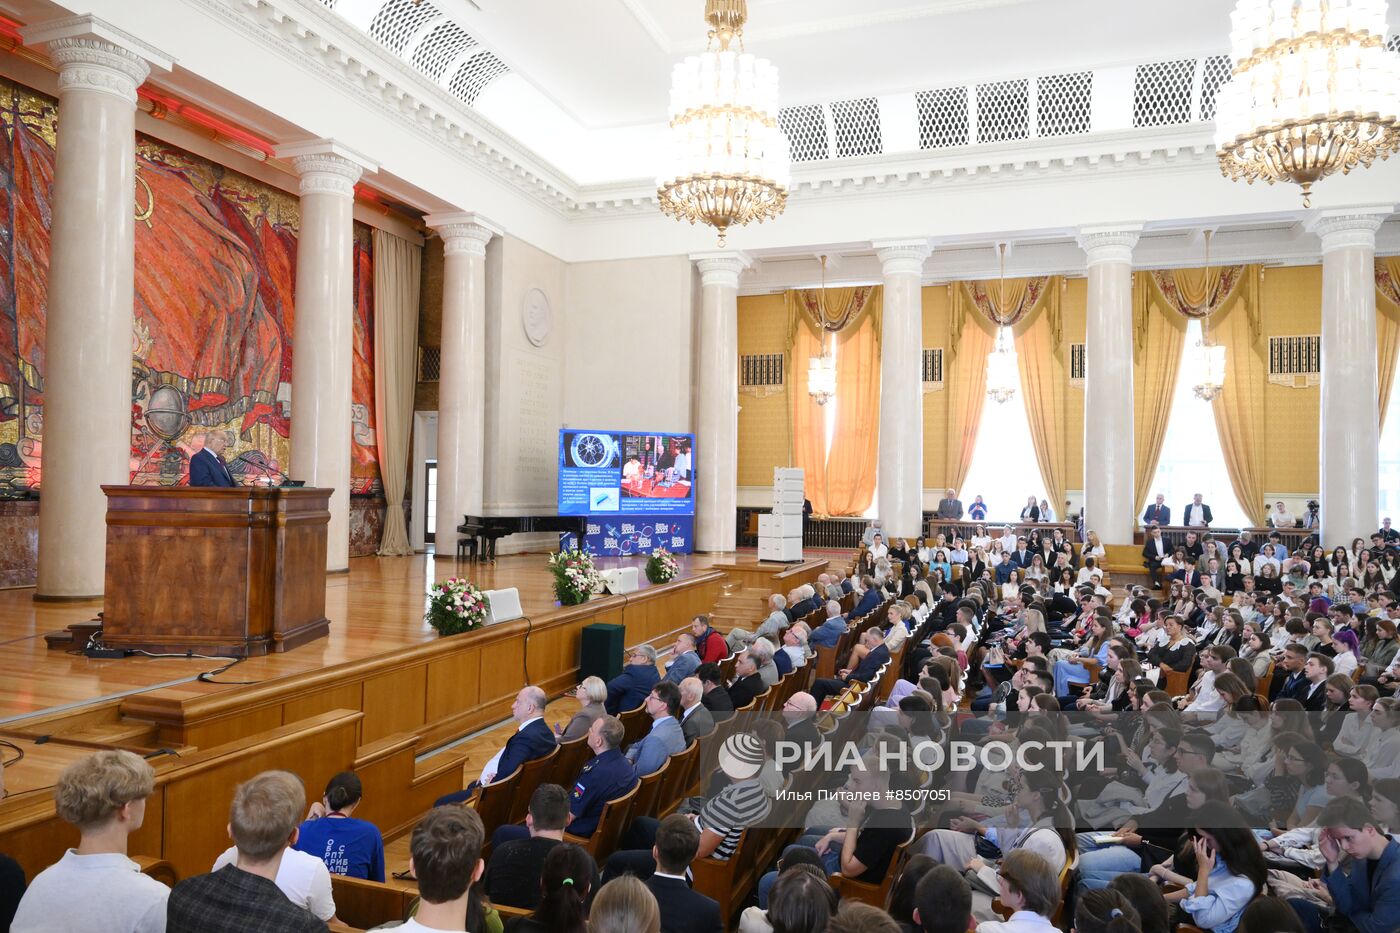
371,229,422,556
1378,257,1400,427
786,293,832,513
826,312,882,516
1013,279,1068,516
946,285,996,493
1208,266,1268,527
1131,272,1188,514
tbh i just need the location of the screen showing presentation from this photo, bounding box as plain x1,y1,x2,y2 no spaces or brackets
558,430,695,516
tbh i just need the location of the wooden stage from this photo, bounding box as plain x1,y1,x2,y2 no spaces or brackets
0,548,838,882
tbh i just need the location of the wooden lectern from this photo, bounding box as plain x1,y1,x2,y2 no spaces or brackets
101,486,331,657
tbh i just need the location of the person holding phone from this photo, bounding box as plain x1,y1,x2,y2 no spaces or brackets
1148,802,1267,933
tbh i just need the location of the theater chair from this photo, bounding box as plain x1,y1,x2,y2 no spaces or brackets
620,702,650,748
563,780,639,860
552,733,593,788
828,830,917,907
658,740,699,818
630,756,669,819
506,745,559,824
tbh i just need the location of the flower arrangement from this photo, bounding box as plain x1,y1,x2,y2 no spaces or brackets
424,577,488,636
645,547,680,584
548,547,602,606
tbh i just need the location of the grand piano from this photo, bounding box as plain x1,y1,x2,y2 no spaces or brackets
455,514,588,560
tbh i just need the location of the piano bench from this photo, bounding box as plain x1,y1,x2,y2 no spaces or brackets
455,536,479,561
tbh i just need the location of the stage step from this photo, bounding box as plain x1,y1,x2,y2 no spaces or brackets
61,720,163,749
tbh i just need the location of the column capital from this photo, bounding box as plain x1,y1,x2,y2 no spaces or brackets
24,16,173,107
425,212,502,256
691,251,752,289
873,239,932,276
1076,226,1142,266
277,140,378,199
1307,206,1392,253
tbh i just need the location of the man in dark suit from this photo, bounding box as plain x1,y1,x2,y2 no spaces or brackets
189,431,237,487
727,651,765,710
1182,493,1213,527
1008,539,1034,570
678,677,715,744
1142,493,1170,527
606,645,662,714
780,692,821,770
436,686,556,805
851,578,881,618
1141,525,1169,588
1315,798,1400,933
1299,653,1333,712
695,663,734,720
810,628,890,706
645,815,722,933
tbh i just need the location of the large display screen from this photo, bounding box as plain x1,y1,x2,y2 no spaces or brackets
558,430,696,517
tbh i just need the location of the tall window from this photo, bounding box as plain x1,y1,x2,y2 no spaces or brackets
1143,320,1249,527
1381,358,1400,522
959,391,1049,523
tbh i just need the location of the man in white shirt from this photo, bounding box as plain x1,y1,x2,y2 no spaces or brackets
1180,645,1231,718
211,844,335,922
12,750,169,933
397,807,486,932
868,533,889,561
1183,493,1212,527
1270,500,1296,528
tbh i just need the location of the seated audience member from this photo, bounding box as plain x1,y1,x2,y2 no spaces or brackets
590,875,661,933
556,676,608,740
912,863,974,933
678,676,716,744
809,601,849,648
1106,875,1169,933
292,770,384,881
1073,889,1140,933
696,663,735,719
503,842,593,933
0,849,22,933
626,682,686,779
690,615,728,664
1147,801,1266,933
826,901,903,933
1301,797,1400,933
779,623,811,671
1237,896,1306,933
728,650,767,710
567,716,638,838
606,646,662,715
780,692,821,762
437,686,556,805
738,863,835,933
398,805,487,933
749,637,781,687
978,849,1061,932
810,627,891,706
644,815,722,933
213,819,335,923
12,750,168,933
167,770,325,932
664,632,702,685
483,784,571,909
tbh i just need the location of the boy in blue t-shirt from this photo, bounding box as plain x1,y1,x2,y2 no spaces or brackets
292,771,385,882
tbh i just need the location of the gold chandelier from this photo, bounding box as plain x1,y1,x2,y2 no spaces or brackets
657,1,791,246
1188,230,1227,402
985,244,1018,404
1215,0,1400,207
807,256,836,406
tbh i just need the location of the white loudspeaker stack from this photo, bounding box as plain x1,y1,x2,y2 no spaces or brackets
758,467,804,562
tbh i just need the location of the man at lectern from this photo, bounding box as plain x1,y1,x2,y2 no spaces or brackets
189,431,238,488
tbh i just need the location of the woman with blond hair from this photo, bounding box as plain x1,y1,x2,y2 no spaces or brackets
588,875,660,933
556,676,608,740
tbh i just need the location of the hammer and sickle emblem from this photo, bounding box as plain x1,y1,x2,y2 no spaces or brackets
135,172,154,229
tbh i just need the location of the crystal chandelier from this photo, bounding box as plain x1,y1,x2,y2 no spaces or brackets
985,244,1018,404
1215,0,1400,207
808,255,836,406
657,1,791,246
1189,230,1227,401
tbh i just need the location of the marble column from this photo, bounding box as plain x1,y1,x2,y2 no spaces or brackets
692,252,750,552
1077,226,1141,546
873,240,931,539
1310,207,1390,547
424,213,499,555
24,17,171,599
278,141,379,573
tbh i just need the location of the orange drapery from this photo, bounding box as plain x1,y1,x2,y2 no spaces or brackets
785,287,883,516
1206,267,1268,528
946,285,995,494
1131,272,1188,514
1012,279,1068,519
1378,257,1400,428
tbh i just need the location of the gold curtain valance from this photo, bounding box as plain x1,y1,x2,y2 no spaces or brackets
950,276,1055,355
785,286,882,348
1137,265,1259,356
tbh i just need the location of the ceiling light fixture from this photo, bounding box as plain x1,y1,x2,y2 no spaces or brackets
1215,0,1400,207
657,0,790,246
985,244,1018,405
1189,230,1227,402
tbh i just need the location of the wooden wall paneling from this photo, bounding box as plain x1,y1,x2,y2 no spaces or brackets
283,682,367,739
180,704,284,751
360,664,428,745
424,646,482,723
